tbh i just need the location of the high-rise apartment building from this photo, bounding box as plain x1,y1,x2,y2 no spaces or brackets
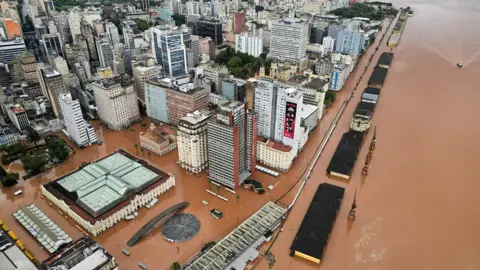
12,52,37,83
145,77,170,123
203,64,229,93
221,77,246,101
132,63,160,104
151,26,188,77
54,56,69,76
7,105,30,133
335,29,364,56
191,35,200,66
92,76,140,130
59,93,97,147
0,39,26,65
329,64,348,91
106,22,120,44
41,68,67,119
327,22,345,40
41,33,63,58
177,110,212,174
254,78,278,139
235,33,263,57
196,19,223,45
80,20,98,61
207,101,256,188
68,11,82,44
269,19,308,62
274,88,303,147
167,82,209,125
96,37,114,68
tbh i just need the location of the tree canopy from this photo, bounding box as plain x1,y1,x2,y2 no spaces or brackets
22,155,47,175
47,139,69,163
1,172,19,187
216,47,272,79
329,3,398,20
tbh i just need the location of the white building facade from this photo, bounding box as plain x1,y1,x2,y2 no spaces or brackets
269,19,309,62
235,33,263,57
177,111,211,174
59,93,97,147
41,175,176,236
256,140,296,172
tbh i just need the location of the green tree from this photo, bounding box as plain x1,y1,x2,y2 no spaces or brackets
1,172,19,187
236,194,240,204
208,179,212,191
227,56,243,69
172,14,186,26
170,262,181,270
26,126,41,148
141,123,147,131
134,143,139,155
137,20,151,31
147,151,151,161
22,155,47,175
47,140,69,163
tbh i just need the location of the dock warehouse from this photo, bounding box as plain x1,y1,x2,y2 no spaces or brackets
290,183,345,264
326,130,365,180
361,87,381,104
368,67,389,89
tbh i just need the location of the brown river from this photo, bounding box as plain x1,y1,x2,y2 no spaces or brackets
1,0,480,269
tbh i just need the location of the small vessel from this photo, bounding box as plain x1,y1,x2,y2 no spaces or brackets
457,62,463,68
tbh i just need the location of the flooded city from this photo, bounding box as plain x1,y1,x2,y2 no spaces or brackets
1,0,480,269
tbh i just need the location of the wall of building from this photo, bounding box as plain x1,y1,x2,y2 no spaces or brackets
41,176,176,236
256,142,295,172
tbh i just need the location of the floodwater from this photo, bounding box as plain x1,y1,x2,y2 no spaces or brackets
255,0,480,270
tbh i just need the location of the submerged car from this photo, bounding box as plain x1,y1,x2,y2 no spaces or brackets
457,62,463,68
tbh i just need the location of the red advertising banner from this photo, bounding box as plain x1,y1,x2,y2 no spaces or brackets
284,102,297,138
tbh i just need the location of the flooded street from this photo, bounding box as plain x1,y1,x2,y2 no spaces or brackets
259,0,480,269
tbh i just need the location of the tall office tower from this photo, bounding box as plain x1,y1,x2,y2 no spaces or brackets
141,0,150,11
96,37,114,68
221,77,246,101
145,77,170,123
177,110,212,174
74,63,88,84
92,77,140,130
80,20,98,61
122,21,141,48
191,35,200,66
0,39,26,65
54,12,72,43
269,18,308,62
106,22,120,44
68,11,82,44
41,68,67,119
254,78,278,139
234,12,246,34
310,25,327,44
53,56,69,76
274,88,303,147
132,63,160,104
196,19,223,45
167,82,209,125
59,93,97,147
323,36,335,53
11,52,37,83
151,26,187,77
204,64,229,93
235,33,263,57
207,101,256,188
7,105,30,133
327,22,345,40
335,29,364,56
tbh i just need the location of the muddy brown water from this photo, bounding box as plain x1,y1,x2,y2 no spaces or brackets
1,1,479,269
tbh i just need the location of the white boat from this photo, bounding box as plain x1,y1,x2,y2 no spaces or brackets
14,190,23,196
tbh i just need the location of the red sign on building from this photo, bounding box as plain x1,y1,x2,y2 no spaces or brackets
284,102,297,139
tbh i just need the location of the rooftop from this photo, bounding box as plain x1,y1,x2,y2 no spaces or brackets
326,131,365,177
43,151,169,221
180,110,213,126
300,104,318,119
13,204,72,254
288,75,309,85
42,236,116,270
290,183,345,261
185,202,286,270
363,87,381,95
304,78,328,90
0,231,37,270
378,52,394,66
368,66,388,86
265,139,293,152
42,68,61,78
10,106,24,114
141,124,176,145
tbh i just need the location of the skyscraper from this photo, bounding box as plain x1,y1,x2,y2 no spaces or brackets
133,63,161,104
269,18,308,62
59,93,97,147
145,77,170,123
207,101,256,188
96,37,114,68
196,19,223,45
335,29,364,56
235,33,263,57
151,26,188,77
40,68,67,119
80,20,98,61
177,110,212,174
106,22,120,44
